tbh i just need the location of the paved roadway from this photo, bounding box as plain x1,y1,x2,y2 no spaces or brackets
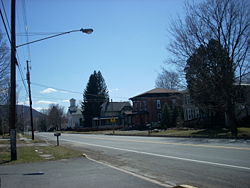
37,132,250,188
0,158,167,188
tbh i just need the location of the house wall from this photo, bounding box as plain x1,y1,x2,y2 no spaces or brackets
235,85,250,119
182,85,250,127
93,102,133,128
182,93,200,121
131,94,182,127
67,114,83,129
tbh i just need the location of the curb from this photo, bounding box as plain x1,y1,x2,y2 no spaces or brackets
82,153,198,188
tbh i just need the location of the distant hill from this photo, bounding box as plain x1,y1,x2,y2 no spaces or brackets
0,105,45,119
16,105,45,119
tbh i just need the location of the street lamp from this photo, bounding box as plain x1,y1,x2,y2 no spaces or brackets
9,26,93,160
80,28,93,34
16,28,94,48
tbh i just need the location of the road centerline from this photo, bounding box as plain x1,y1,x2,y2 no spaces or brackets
75,134,250,151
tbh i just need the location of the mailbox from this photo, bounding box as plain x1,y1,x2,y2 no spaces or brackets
54,133,61,137
54,132,61,146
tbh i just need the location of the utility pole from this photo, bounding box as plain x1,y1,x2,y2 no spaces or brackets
26,61,34,140
9,0,17,160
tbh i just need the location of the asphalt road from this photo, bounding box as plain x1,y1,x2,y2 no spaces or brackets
0,158,167,188
37,132,250,188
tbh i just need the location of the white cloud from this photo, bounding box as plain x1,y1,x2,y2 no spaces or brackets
61,99,69,103
36,100,57,104
59,91,69,94
18,100,29,105
40,88,57,94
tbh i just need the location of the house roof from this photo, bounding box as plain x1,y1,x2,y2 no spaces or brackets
101,101,131,112
129,88,180,100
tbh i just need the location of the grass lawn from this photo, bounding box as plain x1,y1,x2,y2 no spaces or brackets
238,127,250,138
70,127,250,138
0,139,9,144
0,136,83,165
0,145,83,165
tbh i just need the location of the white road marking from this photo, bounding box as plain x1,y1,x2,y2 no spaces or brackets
86,156,174,188
61,138,250,171
77,134,250,151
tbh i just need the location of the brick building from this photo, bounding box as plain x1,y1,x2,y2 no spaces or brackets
129,88,182,128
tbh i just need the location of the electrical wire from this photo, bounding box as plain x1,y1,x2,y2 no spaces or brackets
16,61,29,95
16,32,65,36
30,82,129,100
20,0,32,62
0,0,10,30
0,0,31,106
31,82,83,95
0,0,30,96
0,8,11,43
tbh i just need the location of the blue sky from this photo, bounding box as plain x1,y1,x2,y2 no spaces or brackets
1,0,187,111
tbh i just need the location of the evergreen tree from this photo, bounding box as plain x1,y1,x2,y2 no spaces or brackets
161,104,179,129
82,71,109,127
171,106,179,127
185,39,236,133
161,104,170,130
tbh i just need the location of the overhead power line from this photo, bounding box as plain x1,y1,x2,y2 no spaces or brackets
30,82,129,100
31,82,83,95
20,0,32,62
0,5,29,102
0,0,10,30
16,60,29,95
0,8,11,43
16,32,66,36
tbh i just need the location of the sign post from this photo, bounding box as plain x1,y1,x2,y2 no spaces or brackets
111,117,116,135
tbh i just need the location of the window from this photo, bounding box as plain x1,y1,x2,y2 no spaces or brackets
195,108,199,118
185,95,191,104
172,99,176,106
134,102,138,111
187,108,192,120
156,100,161,109
144,101,147,111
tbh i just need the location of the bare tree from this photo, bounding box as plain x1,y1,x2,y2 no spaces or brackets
0,32,10,105
47,104,64,131
241,72,250,84
155,68,182,90
168,0,249,136
168,0,250,80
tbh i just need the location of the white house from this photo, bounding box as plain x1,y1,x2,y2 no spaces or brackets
67,98,83,129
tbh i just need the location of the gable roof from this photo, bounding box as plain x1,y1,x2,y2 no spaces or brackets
129,88,180,100
101,101,131,112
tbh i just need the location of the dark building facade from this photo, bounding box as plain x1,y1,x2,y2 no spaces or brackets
129,88,182,128
92,101,133,128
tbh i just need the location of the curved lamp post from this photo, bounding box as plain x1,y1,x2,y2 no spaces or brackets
16,28,93,48
9,26,93,160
